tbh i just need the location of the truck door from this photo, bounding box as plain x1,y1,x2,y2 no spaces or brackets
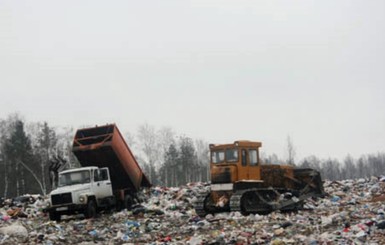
93,168,113,200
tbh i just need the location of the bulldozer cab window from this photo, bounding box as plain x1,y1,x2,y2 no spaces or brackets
211,150,225,163
249,149,258,166
241,150,247,166
225,148,238,162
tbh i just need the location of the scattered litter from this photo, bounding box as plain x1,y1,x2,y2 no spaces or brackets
1,180,385,243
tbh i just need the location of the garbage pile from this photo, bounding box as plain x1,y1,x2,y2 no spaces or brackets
2,178,385,244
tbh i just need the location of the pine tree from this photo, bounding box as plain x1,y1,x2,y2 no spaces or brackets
3,120,39,197
36,122,58,194
160,143,179,186
178,136,196,184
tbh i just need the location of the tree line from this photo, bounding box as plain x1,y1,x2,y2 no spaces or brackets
125,123,210,187
0,114,210,198
0,113,384,198
296,154,385,181
0,114,77,198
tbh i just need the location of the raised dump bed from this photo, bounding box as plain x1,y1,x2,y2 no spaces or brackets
72,124,151,192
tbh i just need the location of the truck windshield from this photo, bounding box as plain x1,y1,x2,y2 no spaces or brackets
58,170,91,187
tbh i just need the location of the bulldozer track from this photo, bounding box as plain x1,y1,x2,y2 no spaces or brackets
195,182,323,217
194,193,208,217
229,191,243,212
230,188,303,214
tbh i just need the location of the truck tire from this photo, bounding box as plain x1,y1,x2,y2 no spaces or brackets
49,211,61,222
84,200,97,219
124,195,133,210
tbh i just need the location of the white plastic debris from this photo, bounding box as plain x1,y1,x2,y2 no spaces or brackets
0,223,28,243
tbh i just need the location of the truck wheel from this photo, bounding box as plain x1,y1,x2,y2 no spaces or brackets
124,196,133,210
49,211,61,222
115,200,123,212
84,200,97,219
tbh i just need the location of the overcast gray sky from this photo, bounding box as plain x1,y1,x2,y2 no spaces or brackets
0,0,384,161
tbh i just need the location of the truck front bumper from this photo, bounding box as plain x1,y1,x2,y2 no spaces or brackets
44,204,87,215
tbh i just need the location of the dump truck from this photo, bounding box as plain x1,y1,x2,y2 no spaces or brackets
45,124,151,221
195,141,324,217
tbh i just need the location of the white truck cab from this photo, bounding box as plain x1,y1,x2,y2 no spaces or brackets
46,166,113,221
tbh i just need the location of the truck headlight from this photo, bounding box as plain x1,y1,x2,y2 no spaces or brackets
79,195,86,203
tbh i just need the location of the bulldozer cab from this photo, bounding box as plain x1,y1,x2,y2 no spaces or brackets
210,141,262,183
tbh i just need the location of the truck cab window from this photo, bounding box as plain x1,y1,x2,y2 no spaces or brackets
249,149,258,166
94,170,100,182
59,170,90,186
100,169,108,181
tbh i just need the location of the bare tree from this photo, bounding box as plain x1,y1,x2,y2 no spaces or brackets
32,122,58,195
342,155,356,180
124,131,136,149
195,139,210,182
137,123,160,184
49,154,68,190
263,153,284,165
56,126,79,169
286,135,296,165
321,158,341,180
300,155,321,170
0,153,8,198
18,160,46,195
357,156,368,178
157,127,175,185
157,126,175,158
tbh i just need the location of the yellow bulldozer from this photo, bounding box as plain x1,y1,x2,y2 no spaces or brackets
195,141,324,216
